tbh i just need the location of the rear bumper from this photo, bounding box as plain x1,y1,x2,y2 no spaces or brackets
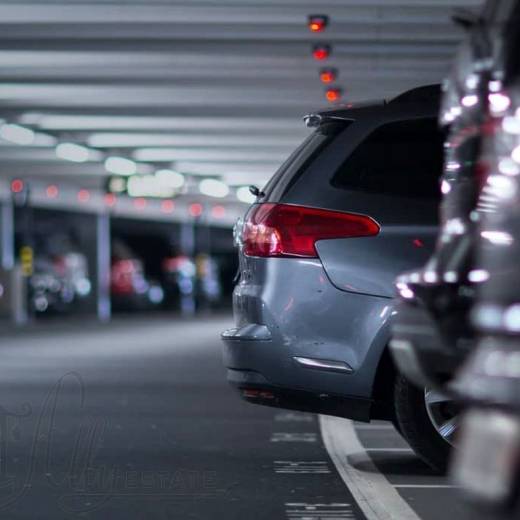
223,257,392,419
226,367,372,422
222,318,384,422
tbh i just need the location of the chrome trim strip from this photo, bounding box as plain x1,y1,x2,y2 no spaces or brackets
293,356,353,374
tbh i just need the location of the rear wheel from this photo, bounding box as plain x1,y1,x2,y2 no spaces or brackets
394,375,457,473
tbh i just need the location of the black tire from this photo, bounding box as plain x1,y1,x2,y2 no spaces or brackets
390,416,403,437
394,375,451,473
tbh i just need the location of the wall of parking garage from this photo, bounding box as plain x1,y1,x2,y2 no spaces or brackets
0,179,238,324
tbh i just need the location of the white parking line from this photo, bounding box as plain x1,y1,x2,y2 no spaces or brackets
366,448,414,453
394,484,458,489
271,432,318,443
275,412,314,423
354,425,394,431
274,461,331,474
319,415,421,520
285,502,354,519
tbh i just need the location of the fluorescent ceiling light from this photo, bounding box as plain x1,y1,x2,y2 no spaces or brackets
236,186,256,204
175,161,277,177
55,142,91,163
104,156,137,176
134,148,287,163
222,171,270,187
88,133,300,148
154,169,185,189
33,133,57,147
21,114,300,132
199,179,229,198
127,175,176,198
0,131,56,148
0,124,35,145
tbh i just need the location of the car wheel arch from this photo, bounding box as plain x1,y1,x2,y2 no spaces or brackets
370,345,398,421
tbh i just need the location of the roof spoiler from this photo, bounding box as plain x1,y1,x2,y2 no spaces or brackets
451,8,482,30
303,113,353,128
390,84,441,105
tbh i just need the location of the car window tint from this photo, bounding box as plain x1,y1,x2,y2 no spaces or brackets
331,118,444,199
263,121,348,201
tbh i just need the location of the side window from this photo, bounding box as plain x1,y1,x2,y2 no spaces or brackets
330,118,444,199
263,121,348,202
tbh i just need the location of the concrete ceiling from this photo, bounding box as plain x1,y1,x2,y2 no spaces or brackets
0,0,482,207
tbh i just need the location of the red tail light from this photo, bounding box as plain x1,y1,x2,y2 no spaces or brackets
111,259,140,294
53,256,67,276
242,204,379,258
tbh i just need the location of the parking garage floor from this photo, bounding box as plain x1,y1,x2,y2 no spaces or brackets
0,316,469,520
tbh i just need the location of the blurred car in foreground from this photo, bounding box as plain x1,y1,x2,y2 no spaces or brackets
389,0,520,478
111,239,164,311
389,0,513,395
451,5,520,511
222,85,450,470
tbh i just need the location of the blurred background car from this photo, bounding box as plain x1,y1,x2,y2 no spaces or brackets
111,239,164,311
195,253,222,311
222,84,450,471
162,253,197,313
30,234,91,315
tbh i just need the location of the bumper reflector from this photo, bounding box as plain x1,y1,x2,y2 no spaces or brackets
293,356,353,373
242,389,275,400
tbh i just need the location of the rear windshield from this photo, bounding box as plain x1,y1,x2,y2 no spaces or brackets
263,121,347,201
331,118,444,199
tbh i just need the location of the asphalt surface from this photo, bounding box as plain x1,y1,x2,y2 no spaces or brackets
0,315,471,519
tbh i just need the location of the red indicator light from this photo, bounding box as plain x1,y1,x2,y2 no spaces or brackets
77,189,90,203
413,239,424,248
161,200,175,213
242,203,379,258
212,205,226,219
308,15,328,33
320,68,337,84
189,203,203,218
46,185,58,198
10,179,24,193
104,193,117,207
134,197,147,210
312,44,331,61
325,88,342,103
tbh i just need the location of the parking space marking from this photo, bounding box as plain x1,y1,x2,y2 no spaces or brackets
275,412,314,423
394,484,458,489
271,432,318,443
354,425,394,431
274,461,331,474
366,448,414,453
320,415,421,520
285,502,354,519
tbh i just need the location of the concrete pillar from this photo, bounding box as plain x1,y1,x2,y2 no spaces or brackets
180,221,196,315
96,213,111,322
0,200,14,270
